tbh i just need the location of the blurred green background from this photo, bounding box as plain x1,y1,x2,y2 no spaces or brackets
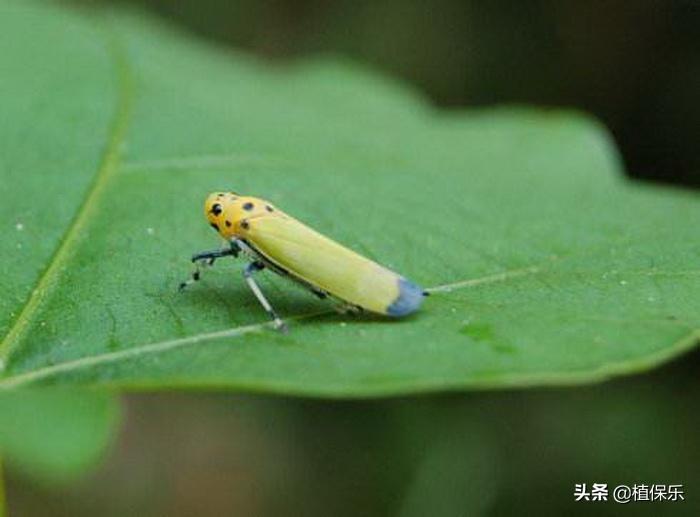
8,361,700,516
7,1,700,515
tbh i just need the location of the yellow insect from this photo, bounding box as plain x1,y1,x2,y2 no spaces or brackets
181,191,427,331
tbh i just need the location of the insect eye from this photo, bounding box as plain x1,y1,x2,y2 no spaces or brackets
211,203,223,215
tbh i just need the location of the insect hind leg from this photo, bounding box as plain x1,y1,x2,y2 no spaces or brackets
310,287,328,300
334,302,363,315
243,261,288,333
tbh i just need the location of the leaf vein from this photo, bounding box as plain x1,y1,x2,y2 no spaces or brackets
0,28,134,370
0,265,551,388
121,153,279,173
425,265,541,293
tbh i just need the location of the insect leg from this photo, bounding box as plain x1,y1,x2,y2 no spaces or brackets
243,261,288,333
310,287,328,300
191,241,240,264
179,243,240,291
334,303,363,315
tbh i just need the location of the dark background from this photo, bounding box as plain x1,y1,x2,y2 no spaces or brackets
8,1,700,515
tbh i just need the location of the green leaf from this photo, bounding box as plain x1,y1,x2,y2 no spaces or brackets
0,390,120,485
0,2,698,396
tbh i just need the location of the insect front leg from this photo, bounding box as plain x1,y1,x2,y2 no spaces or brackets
179,242,240,291
243,261,288,333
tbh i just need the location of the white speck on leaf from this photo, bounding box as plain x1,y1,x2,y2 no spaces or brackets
15,222,24,231
620,280,628,286
146,227,155,235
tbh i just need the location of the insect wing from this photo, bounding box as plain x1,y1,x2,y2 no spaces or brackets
244,214,419,315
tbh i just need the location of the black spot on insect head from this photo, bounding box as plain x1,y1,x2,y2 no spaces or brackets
217,193,224,198
225,220,232,227
210,203,223,215
243,202,254,211
210,222,220,231
265,205,274,212
241,220,250,230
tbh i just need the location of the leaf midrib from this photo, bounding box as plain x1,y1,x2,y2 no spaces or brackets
0,263,697,391
0,266,542,388
0,27,134,370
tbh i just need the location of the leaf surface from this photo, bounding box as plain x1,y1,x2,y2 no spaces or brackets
0,2,698,396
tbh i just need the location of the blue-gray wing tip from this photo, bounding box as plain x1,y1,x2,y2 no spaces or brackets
386,278,425,317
